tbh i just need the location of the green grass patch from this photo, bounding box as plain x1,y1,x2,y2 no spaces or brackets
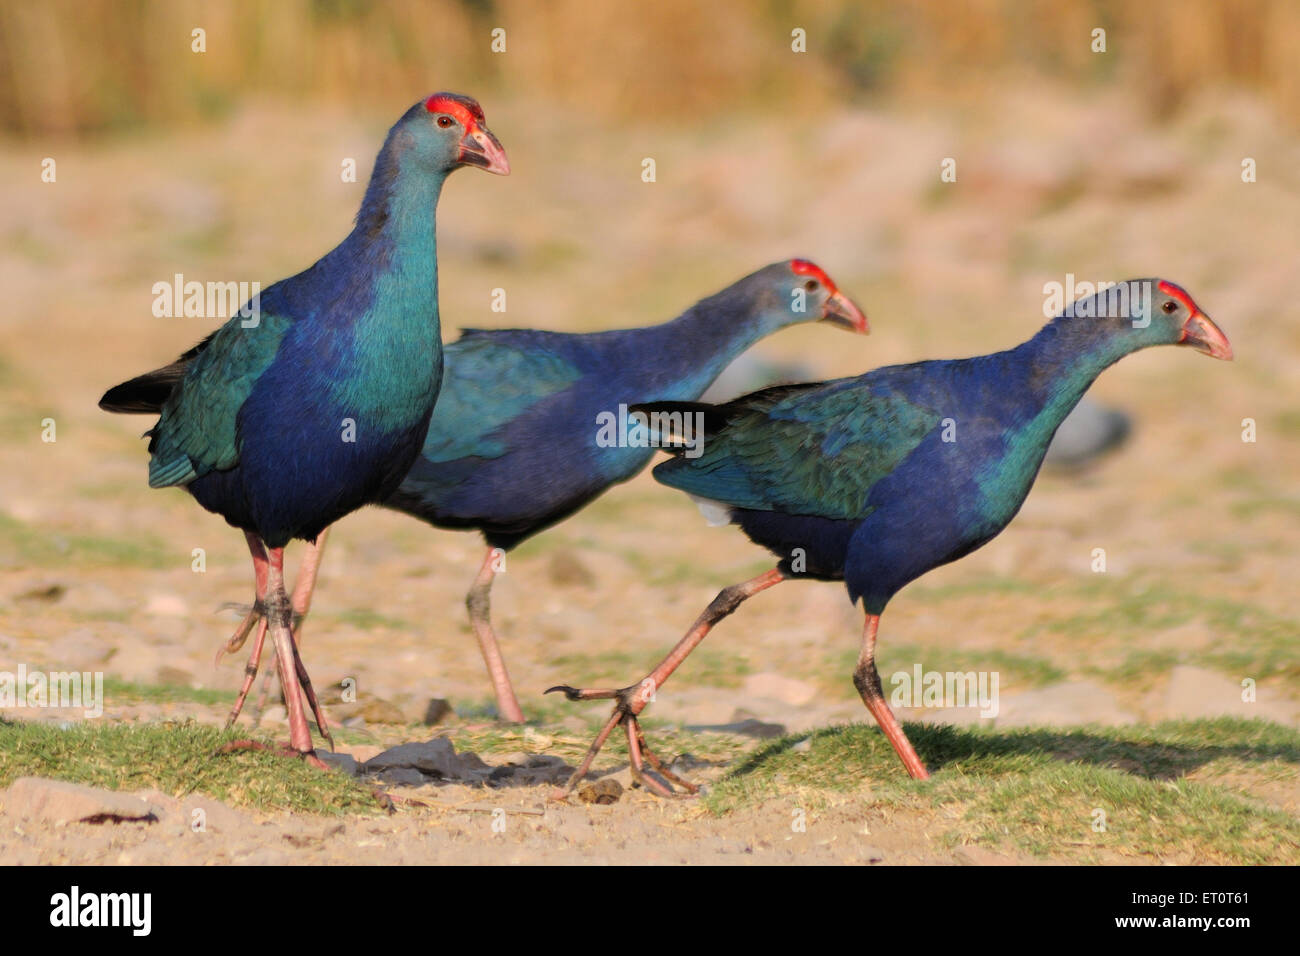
879,642,1066,689
705,717,1300,863
1025,577,1299,681
1084,648,1181,692
0,718,379,814
327,608,411,631
100,677,233,708
0,512,172,571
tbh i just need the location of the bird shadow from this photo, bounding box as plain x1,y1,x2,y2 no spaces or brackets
724,718,1300,785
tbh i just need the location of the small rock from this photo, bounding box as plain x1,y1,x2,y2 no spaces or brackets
317,751,358,776
422,697,454,726
791,737,813,753
6,777,159,825
363,738,458,777
578,778,623,805
377,767,426,787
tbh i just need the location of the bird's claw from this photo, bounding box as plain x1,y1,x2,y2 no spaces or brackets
547,678,696,798
544,683,624,704
216,738,329,771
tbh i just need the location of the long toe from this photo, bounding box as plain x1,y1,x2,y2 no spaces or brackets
545,684,620,702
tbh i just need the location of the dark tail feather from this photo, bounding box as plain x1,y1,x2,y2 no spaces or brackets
632,381,826,450
99,363,188,413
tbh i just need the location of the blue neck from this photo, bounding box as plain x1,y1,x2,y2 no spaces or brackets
630,301,802,397
314,141,450,432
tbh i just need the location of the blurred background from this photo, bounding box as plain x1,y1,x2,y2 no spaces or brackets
0,1,1296,734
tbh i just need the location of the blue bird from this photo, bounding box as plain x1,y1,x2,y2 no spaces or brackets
549,279,1232,792
99,93,509,762
224,260,869,724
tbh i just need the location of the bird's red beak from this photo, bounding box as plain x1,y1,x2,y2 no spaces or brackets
1179,312,1233,360
459,124,510,176
822,290,870,334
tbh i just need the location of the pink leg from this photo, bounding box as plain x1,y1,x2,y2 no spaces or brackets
853,614,929,779
253,526,332,720
218,536,327,769
214,532,270,663
254,535,335,749
264,545,315,756
289,525,331,634
224,615,267,728
548,568,786,796
467,547,525,723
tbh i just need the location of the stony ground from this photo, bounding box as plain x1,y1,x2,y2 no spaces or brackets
1,84,1297,864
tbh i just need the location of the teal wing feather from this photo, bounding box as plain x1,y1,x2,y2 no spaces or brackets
420,331,584,463
147,312,294,487
653,378,943,519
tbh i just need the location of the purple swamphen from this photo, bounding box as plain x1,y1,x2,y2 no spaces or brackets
99,93,509,763
549,279,1232,793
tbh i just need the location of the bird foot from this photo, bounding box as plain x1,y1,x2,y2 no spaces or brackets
216,606,330,752
544,682,698,799
217,738,330,771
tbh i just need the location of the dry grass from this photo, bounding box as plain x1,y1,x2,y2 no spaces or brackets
3,1,1300,135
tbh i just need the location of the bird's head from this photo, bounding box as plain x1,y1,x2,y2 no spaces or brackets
398,92,510,176
774,259,870,333
1063,278,1232,361
1150,279,1233,360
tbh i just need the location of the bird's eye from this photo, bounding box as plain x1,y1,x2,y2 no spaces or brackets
436,115,455,129
804,279,819,292
1161,300,1177,314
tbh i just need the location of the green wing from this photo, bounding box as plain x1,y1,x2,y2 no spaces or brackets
420,331,584,464
653,378,942,520
147,312,294,487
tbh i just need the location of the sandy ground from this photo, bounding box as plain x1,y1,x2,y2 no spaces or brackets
0,782,1037,867
1,84,1298,863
